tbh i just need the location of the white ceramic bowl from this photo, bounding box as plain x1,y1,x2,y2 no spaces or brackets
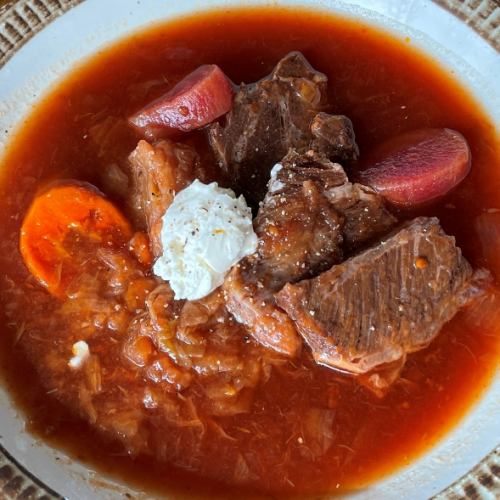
0,1,498,498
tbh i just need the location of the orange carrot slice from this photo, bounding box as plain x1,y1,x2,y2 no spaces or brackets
20,182,132,296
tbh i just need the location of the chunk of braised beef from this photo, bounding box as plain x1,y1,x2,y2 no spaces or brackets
276,217,489,375
128,139,199,257
223,263,302,357
224,149,395,358
208,52,328,206
325,181,396,251
255,150,396,274
255,150,346,290
256,149,395,285
310,112,359,162
223,150,347,358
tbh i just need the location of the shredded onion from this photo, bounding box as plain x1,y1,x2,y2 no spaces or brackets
301,408,336,459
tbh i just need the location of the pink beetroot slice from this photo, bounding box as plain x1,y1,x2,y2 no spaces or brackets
359,128,471,206
129,64,233,139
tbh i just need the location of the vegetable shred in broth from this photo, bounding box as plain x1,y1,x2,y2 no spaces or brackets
0,7,499,498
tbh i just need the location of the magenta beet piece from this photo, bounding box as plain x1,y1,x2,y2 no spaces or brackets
129,64,233,138
359,128,471,206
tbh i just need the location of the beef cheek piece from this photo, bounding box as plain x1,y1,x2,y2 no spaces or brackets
223,150,346,357
255,149,396,290
310,112,359,162
276,217,482,374
255,151,346,291
326,180,397,252
128,139,200,257
209,52,359,206
209,51,326,205
223,265,302,358
223,149,394,357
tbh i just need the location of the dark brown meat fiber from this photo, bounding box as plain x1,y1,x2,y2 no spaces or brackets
276,217,483,373
208,52,328,205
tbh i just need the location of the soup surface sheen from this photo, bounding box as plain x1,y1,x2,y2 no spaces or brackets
0,7,499,499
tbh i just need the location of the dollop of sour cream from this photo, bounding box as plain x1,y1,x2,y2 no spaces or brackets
68,340,90,369
153,179,258,300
